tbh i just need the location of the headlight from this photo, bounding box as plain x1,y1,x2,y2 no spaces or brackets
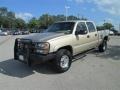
35,42,50,49
34,42,50,54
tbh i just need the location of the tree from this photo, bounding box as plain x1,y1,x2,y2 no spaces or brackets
80,16,87,20
68,15,79,20
55,15,66,21
38,14,54,28
0,7,89,30
0,7,7,16
103,23,114,30
28,17,38,29
15,18,26,29
1,16,9,28
0,7,17,29
7,11,15,19
97,26,105,30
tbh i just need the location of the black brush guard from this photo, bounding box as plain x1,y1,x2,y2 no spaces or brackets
14,38,32,66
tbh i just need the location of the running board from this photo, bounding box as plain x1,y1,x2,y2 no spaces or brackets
72,54,86,62
72,48,95,62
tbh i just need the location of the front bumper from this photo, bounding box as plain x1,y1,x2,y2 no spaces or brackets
15,53,55,66
14,38,55,66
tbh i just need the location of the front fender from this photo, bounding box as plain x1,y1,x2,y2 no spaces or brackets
53,45,72,52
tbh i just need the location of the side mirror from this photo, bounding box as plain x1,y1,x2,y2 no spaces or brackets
75,30,87,35
75,30,79,35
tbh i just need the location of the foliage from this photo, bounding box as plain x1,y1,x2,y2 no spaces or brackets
103,23,114,29
0,7,115,31
15,18,26,29
28,17,38,29
97,22,114,31
0,7,26,29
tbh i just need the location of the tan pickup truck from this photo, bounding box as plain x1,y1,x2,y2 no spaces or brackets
14,20,109,73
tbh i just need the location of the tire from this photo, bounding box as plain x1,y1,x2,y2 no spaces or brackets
99,40,107,52
54,49,72,73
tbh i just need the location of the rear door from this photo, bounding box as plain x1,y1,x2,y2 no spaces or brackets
86,22,99,48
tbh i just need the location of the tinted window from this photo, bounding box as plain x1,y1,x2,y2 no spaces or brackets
87,22,96,32
46,22,75,34
76,22,87,32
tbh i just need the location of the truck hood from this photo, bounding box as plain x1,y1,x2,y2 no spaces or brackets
23,32,65,42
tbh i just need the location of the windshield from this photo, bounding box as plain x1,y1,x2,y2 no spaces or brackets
46,22,75,34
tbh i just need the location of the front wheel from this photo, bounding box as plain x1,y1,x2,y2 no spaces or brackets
54,49,72,73
98,40,107,52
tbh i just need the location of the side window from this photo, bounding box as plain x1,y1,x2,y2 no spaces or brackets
76,22,87,34
86,22,96,32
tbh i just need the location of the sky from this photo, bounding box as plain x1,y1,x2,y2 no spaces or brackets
0,0,120,30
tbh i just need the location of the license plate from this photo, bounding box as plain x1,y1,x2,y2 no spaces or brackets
19,55,24,61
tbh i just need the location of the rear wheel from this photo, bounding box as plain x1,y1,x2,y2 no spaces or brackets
54,49,72,73
99,40,107,52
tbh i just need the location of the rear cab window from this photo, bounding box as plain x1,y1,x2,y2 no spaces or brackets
86,22,96,33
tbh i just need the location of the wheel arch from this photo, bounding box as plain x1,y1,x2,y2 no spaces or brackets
57,45,73,55
104,36,108,41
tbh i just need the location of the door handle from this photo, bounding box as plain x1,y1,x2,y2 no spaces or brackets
87,35,90,38
95,34,97,36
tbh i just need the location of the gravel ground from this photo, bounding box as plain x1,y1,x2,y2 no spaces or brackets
0,36,120,90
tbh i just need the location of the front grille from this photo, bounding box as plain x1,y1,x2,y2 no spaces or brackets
17,39,32,53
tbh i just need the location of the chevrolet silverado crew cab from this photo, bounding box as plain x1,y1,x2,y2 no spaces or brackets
14,20,109,73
